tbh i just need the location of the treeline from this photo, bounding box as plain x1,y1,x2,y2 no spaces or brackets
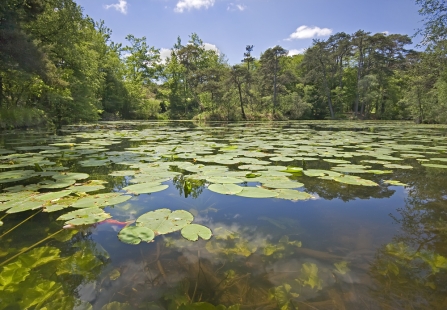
0,0,446,128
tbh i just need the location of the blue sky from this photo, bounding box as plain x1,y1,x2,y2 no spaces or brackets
76,0,424,64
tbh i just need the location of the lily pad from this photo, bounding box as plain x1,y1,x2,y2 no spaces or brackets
333,175,378,186
208,184,243,195
118,226,155,244
181,224,213,241
384,180,408,186
236,187,278,198
422,163,447,169
123,182,169,194
72,193,131,208
275,189,314,201
6,201,43,214
57,207,111,226
206,177,243,184
136,209,194,235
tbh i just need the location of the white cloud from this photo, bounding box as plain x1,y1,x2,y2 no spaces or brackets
382,31,390,35
227,3,246,11
160,48,172,63
287,25,332,40
174,0,215,13
104,0,128,14
288,48,306,56
203,42,220,54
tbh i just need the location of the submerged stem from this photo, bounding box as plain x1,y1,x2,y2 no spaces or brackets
0,229,63,268
0,209,42,239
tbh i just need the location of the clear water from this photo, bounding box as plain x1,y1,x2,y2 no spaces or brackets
1,121,447,310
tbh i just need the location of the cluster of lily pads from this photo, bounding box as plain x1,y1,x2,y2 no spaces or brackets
118,208,212,243
1,121,447,233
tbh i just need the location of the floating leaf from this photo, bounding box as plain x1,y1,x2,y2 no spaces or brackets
275,189,313,201
118,226,155,244
60,209,111,226
6,201,43,214
53,172,89,181
123,182,169,194
208,184,243,195
383,164,413,169
181,224,213,241
280,166,303,174
422,163,447,169
236,187,278,198
72,193,131,208
206,177,243,184
333,175,378,186
136,209,194,235
384,180,408,186
108,170,137,177
39,179,76,189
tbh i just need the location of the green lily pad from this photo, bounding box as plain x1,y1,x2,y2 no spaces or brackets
333,175,378,186
39,179,76,189
280,166,303,173
33,190,73,202
384,180,408,186
57,207,111,226
422,163,447,169
6,201,43,214
206,177,243,184
123,182,169,194
323,159,351,164
118,226,155,244
236,187,278,198
79,159,110,167
208,184,243,195
109,170,138,177
275,189,314,201
53,172,89,181
136,209,194,235
269,156,294,162
262,181,304,189
383,164,413,169
69,184,106,193
72,193,131,208
181,224,213,241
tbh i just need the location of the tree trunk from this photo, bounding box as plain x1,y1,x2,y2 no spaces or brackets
236,81,246,120
320,59,335,119
0,74,3,107
354,39,364,117
273,60,278,112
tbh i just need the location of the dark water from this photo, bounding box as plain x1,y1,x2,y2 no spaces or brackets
1,121,447,310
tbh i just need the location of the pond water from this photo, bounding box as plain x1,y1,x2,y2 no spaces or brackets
1,121,447,310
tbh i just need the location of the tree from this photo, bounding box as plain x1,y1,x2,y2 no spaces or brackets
416,0,447,45
259,46,288,112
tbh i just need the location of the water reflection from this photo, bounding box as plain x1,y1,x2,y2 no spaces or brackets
1,121,447,309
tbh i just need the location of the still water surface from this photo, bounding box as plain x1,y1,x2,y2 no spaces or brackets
1,121,447,309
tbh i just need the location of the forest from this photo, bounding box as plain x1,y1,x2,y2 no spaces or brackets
0,0,446,128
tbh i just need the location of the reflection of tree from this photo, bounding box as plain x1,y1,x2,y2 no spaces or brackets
173,175,205,199
368,166,447,309
302,175,395,202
